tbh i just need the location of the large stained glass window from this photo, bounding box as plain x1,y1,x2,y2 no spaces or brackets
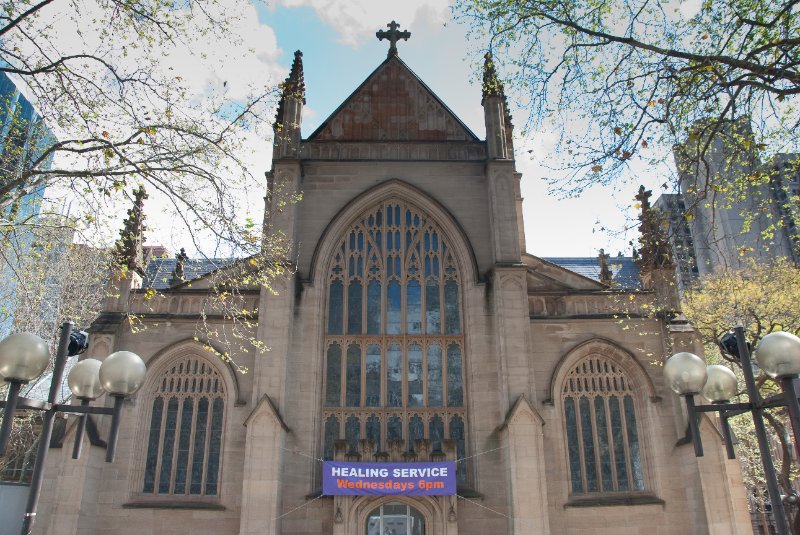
562,356,645,495
323,199,466,480
142,356,226,497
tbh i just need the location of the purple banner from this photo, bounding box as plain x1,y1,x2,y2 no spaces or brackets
322,461,456,496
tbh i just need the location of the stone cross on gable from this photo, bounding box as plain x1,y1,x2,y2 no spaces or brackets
376,20,411,58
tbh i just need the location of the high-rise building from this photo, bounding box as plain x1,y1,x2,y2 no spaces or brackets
656,118,800,289
0,72,58,337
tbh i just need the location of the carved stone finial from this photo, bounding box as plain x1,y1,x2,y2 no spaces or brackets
376,21,411,58
635,185,674,270
171,247,189,285
598,248,613,285
482,52,505,99
114,185,147,273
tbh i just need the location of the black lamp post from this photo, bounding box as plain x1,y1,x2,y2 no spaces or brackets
0,321,146,535
664,326,800,535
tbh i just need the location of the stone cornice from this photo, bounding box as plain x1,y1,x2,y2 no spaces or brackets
299,140,487,161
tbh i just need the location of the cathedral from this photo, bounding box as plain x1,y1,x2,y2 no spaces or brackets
35,25,752,535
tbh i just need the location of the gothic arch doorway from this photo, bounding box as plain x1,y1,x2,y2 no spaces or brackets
365,502,425,535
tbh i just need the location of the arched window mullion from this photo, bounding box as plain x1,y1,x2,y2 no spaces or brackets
574,395,588,494
144,396,165,494
159,397,179,494
618,396,633,491
174,397,195,495
604,396,620,492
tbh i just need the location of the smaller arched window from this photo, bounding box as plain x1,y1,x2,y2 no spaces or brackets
562,355,645,495
141,356,226,497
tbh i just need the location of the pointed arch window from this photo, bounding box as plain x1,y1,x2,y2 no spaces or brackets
141,356,226,497
323,199,467,481
562,355,645,495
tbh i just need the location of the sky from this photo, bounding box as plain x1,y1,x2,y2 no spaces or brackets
245,0,666,258
24,0,670,257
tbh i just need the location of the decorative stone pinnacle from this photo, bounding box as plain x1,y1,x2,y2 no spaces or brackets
283,50,305,102
376,21,411,58
635,185,674,270
275,50,305,128
635,185,651,211
114,185,148,273
482,52,505,99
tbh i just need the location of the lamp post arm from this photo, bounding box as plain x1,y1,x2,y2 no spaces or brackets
105,395,125,463
0,380,22,455
684,395,704,457
72,399,90,459
695,402,752,412
719,412,737,460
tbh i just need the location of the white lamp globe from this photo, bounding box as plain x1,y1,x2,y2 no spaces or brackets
756,331,800,379
99,351,146,396
0,332,50,382
701,365,739,403
68,358,105,400
664,352,708,395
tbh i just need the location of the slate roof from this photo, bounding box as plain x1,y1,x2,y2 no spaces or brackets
142,256,641,290
542,257,641,290
143,257,237,290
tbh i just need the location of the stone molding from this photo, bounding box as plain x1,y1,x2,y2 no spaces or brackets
300,141,487,161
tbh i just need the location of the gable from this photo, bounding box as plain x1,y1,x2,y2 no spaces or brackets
308,57,478,142
523,254,606,291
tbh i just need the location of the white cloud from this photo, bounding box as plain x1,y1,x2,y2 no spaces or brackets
274,0,450,46
157,3,286,102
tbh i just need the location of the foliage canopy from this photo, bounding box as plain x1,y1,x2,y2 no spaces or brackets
456,0,800,195
1,0,278,252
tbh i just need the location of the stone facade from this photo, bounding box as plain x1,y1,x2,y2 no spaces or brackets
34,49,752,535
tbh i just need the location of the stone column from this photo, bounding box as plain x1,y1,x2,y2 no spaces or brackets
255,162,301,407
239,395,289,535
491,267,534,405
486,162,522,265
499,395,550,535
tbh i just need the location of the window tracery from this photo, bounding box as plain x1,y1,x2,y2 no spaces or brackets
323,199,466,479
562,355,645,495
140,355,226,498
